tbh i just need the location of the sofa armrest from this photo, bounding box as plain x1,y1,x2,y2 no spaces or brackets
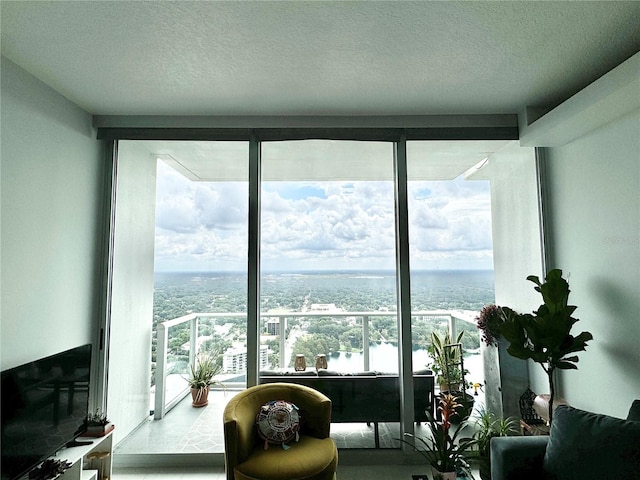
490,435,548,480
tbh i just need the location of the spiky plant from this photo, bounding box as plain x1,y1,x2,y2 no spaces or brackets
399,393,477,476
472,408,519,480
187,353,223,403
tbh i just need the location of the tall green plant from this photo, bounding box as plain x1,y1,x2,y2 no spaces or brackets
399,394,477,477
499,269,593,424
428,331,469,390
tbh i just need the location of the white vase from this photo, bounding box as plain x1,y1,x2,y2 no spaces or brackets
533,393,569,423
431,466,456,480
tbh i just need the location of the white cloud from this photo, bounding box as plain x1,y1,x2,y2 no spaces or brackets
154,166,494,271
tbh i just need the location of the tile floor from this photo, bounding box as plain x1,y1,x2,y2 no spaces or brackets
113,389,482,478
114,464,442,480
114,389,410,455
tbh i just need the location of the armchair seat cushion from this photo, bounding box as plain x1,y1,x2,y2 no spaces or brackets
234,435,338,480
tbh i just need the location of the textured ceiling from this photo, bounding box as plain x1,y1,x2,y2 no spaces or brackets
1,1,639,116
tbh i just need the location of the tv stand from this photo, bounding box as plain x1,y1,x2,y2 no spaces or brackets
51,430,113,480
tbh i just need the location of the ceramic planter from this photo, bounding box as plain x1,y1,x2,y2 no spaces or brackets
191,386,209,407
431,467,456,480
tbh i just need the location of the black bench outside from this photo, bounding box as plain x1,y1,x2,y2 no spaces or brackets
259,369,435,448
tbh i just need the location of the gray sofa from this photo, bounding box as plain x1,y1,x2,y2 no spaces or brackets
490,400,640,480
259,369,435,447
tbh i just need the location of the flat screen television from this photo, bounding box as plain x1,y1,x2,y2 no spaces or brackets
1,344,92,480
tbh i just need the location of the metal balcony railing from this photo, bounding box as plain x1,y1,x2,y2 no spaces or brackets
153,310,478,419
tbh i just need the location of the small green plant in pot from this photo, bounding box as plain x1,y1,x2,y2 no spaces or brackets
399,393,477,480
187,353,223,407
471,408,519,480
84,409,113,437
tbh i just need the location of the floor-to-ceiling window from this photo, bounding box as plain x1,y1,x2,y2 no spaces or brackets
104,129,541,457
406,141,502,424
259,140,397,374
151,141,250,416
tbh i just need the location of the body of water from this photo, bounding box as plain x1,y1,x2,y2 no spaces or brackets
324,342,484,384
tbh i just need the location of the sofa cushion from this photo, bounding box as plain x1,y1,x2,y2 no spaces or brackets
627,399,640,421
317,369,343,376
259,370,284,376
284,370,318,376
543,405,640,480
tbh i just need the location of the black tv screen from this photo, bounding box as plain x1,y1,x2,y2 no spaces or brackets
1,344,92,480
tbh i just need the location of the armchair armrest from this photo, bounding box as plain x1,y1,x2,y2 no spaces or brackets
490,435,548,480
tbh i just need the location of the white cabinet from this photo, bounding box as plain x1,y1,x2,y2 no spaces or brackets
50,431,113,480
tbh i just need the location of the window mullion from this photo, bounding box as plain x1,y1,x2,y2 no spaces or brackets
247,135,261,387
394,135,415,451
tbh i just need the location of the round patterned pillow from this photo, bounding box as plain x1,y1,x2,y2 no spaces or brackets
256,399,301,450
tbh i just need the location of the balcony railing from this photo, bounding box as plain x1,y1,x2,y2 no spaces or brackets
154,310,479,419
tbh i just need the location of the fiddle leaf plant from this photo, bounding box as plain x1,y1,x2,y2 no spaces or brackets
499,269,593,424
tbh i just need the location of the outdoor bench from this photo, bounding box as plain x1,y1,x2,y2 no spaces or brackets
259,369,435,447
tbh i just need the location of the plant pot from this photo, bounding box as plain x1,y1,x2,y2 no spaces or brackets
477,452,491,480
439,382,462,392
84,422,115,437
430,466,456,480
191,386,209,407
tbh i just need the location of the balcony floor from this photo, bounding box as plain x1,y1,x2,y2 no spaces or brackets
114,389,434,455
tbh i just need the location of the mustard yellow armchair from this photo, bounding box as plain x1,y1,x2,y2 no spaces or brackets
223,382,338,480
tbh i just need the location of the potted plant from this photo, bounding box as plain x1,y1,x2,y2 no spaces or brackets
400,393,477,480
428,331,474,422
471,408,518,480
84,409,114,437
499,269,593,424
187,352,223,407
428,331,469,391
476,304,504,347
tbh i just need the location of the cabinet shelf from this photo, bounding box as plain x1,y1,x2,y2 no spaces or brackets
50,430,113,480
81,470,98,480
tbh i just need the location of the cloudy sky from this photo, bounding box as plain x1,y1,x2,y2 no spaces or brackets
153,159,494,273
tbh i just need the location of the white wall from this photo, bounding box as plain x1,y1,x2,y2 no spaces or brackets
489,141,545,309
543,109,640,418
484,141,544,417
0,57,103,370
